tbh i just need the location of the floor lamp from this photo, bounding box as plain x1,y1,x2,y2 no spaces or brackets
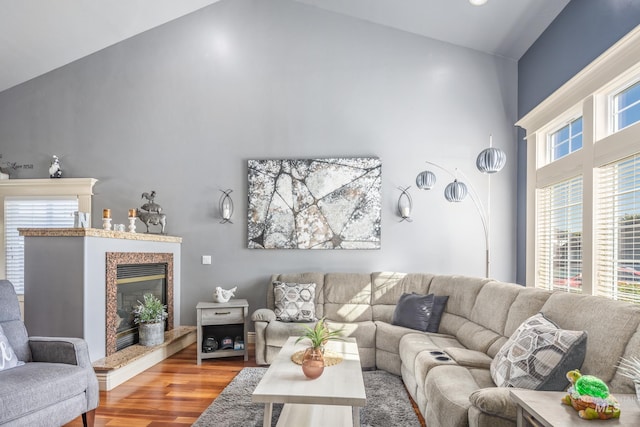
415,135,505,278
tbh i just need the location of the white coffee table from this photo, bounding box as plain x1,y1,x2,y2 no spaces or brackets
251,336,366,427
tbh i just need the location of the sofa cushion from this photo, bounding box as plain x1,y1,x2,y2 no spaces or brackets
0,325,23,371
540,292,640,383
469,281,521,335
273,281,317,322
392,293,434,331
371,272,434,305
0,362,88,424
490,312,587,390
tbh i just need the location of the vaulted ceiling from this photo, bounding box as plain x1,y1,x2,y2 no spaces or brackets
0,0,569,93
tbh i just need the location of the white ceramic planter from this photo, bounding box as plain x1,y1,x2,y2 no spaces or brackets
139,322,165,346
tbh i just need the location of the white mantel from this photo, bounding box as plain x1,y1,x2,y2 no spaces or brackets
20,228,182,362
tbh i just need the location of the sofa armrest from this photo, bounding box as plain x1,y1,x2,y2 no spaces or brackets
468,387,518,421
28,337,99,411
252,308,276,322
29,337,92,368
444,347,493,369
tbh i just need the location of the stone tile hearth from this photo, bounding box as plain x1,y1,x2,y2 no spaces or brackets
92,326,196,391
93,326,195,372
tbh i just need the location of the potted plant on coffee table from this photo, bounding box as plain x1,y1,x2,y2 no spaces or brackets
133,293,168,346
296,317,343,379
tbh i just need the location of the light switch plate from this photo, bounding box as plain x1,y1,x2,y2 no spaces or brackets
202,255,212,265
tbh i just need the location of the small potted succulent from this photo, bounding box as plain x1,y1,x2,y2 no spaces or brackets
133,293,168,346
618,356,640,405
296,318,343,379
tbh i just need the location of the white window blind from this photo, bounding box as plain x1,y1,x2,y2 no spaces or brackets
537,176,583,292
596,154,640,303
4,197,78,294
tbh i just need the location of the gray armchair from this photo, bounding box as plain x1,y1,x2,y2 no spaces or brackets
0,280,99,427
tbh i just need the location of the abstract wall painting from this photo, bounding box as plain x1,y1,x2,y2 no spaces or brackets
248,157,381,249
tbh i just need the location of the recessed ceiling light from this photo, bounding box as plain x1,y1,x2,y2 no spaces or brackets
469,0,488,6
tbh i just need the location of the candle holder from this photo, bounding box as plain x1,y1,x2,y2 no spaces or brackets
397,186,413,222
219,189,234,224
102,217,112,231
128,216,137,233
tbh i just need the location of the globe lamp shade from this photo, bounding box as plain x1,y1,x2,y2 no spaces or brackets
444,179,467,202
415,170,436,190
476,147,506,174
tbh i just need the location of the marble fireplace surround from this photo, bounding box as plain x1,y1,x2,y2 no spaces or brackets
106,252,174,356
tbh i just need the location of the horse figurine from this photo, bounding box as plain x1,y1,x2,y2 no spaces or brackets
136,208,166,234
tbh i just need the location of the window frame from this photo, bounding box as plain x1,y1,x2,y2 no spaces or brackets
517,26,640,296
610,79,640,133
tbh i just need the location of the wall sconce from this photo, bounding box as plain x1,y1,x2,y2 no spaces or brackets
397,186,413,222
219,189,234,224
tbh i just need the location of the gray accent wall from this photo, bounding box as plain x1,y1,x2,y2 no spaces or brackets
0,0,518,327
516,0,640,284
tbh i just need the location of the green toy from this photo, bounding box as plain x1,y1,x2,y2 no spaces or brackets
562,369,621,420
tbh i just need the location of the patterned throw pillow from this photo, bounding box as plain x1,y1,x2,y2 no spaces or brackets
490,312,587,390
273,282,317,322
0,324,24,371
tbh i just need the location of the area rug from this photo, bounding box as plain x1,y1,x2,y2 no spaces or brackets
192,367,421,426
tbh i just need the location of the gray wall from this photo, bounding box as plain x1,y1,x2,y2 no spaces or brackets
516,0,640,284
0,0,518,327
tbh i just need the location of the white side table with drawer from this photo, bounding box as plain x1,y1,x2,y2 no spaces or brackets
196,299,249,364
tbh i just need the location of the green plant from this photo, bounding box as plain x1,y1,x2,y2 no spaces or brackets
295,317,344,349
133,293,168,324
618,356,640,384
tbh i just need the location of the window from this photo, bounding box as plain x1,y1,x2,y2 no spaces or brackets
613,80,640,132
596,154,640,303
517,26,640,301
537,177,583,292
5,197,78,294
548,117,583,162
0,178,96,300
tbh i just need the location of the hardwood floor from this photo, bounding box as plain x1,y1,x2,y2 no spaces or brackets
65,343,426,426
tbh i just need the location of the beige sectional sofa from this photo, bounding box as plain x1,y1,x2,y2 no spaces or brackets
251,272,640,427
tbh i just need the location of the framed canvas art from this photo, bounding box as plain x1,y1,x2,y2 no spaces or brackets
248,157,381,249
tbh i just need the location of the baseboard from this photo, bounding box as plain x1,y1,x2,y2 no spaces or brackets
248,331,255,344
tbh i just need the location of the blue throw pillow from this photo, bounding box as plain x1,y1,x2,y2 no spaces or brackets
426,295,449,333
392,293,434,331
0,324,24,371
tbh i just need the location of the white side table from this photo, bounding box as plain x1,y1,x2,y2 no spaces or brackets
510,389,640,427
196,299,249,364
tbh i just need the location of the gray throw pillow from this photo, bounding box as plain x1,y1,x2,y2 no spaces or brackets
392,293,434,331
426,295,449,333
490,312,587,390
273,281,317,322
0,324,24,371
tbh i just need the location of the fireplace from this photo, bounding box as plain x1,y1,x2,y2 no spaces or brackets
115,263,168,351
106,252,174,356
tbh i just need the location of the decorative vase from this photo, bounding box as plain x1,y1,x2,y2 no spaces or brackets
301,347,325,379
138,322,164,346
